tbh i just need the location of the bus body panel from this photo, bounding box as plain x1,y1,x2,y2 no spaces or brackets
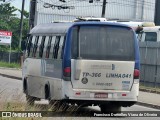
62,80,139,101
23,58,41,77
71,59,135,90
23,58,63,99
23,58,62,78
27,75,62,99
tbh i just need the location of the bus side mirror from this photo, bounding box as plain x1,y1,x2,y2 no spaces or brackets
21,40,26,51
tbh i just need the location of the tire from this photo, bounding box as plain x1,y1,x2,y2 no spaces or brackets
26,95,36,106
100,103,121,113
23,78,27,94
45,84,50,100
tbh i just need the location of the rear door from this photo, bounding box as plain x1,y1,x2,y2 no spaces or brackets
71,25,135,91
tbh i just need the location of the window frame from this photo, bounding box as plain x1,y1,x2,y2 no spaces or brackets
29,36,36,57
53,36,61,59
26,36,32,57
32,36,39,58
39,36,46,58
45,36,52,59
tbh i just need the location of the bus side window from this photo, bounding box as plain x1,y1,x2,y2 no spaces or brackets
50,36,56,59
29,36,36,57
36,36,42,58
57,36,64,59
53,36,61,59
47,36,55,59
39,36,45,58
27,36,32,57
43,36,49,58
32,36,39,58
46,36,53,59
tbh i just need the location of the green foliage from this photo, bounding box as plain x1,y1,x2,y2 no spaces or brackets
0,3,17,13
18,9,29,18
0,3,17,18
0,46,10,51
0,3,29,51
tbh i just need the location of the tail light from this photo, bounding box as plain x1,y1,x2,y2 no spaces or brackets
134,69,140,79
64,67,71,77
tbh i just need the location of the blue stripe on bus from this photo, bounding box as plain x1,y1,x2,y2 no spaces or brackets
133,31,140,70
62,26,72,70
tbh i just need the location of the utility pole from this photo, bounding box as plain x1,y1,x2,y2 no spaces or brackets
29,0,36,30
19,0,25,48
154,0,160,25
101,0,107,18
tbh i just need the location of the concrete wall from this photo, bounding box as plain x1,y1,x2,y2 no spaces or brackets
139,42,160,88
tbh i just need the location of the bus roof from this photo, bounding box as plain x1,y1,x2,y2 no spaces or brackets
30,22,74,35
30,22,133,35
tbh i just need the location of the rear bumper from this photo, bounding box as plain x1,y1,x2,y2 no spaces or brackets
63,83,139,102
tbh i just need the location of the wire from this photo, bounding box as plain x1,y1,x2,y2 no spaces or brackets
39,0,154,11
36,0,155,21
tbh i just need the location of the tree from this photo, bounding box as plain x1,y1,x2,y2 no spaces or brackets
0,3,17,20
0,3,16,29
18,9,29,18
0,3,29,51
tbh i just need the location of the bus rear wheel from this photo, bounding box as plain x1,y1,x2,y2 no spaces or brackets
100,103,121,113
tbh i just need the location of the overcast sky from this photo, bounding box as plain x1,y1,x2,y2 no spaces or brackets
10,0,30,16
11,0,30,11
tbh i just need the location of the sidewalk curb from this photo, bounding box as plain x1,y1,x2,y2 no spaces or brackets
0,73,22,80
136,102,160,110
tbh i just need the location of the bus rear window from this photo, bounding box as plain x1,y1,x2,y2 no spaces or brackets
71,26,135,61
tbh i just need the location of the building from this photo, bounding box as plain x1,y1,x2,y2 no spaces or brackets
30,0,156,27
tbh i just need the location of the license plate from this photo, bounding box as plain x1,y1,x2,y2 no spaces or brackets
94,93,108,98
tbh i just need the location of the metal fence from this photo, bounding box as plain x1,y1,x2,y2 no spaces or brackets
0,51,22,63
139,42,160,89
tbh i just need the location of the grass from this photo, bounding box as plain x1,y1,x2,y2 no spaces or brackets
0,61,20,69
139,84,160,93
0,101,80,120
0,88,82,120
0,90,44,120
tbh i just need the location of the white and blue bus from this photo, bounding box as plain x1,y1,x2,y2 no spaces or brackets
22,22,140,113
